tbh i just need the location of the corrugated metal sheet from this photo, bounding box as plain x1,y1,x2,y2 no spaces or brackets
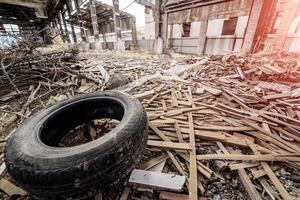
170,37,198,54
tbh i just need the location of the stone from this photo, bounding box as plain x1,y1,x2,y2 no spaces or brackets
105,74,130,90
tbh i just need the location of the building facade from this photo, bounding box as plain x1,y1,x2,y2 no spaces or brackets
142,0,300,55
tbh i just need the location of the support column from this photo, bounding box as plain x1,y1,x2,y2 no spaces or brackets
101,25,107,49
169,24,173,48
272,0,299,53
66,2,77,44
61,11,71,43
56,15,65,42
197,6,208,55
39,20,51,44
74,0,86,43
131,17,138,49
89,0,101,49
112,0,125,50
154,0,163,54
242,0,264,53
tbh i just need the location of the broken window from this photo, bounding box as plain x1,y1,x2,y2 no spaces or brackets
222,17,238,35
182,22,191,37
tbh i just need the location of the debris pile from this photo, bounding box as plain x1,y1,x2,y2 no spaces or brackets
0,50,300,199
123,53,300,200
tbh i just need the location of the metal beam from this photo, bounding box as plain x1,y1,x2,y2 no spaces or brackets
0,0,44,9
89,0,99,40
135,0,155,9
66,0,77,43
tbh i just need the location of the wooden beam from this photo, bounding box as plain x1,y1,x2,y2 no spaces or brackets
188,112,198,200
250,145,293,200
196,154,300,162
147,140,191,151
217,142,262,200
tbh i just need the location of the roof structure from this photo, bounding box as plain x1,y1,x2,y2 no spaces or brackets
66,1,134,29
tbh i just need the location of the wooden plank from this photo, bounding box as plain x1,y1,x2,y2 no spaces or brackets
251,166,280,179
200,84,222,95
236,66,246,79
149,122,172,142
179,153,212,179
194,130,248,147
133,90,155,99
263,92,291,100
196,154,300,162
167,151,186,176
171,88,178,107
0,163,6,178
229,162,260,170
188,112,198,200
159,191,189,200
0,178,27,196
217,142,262,200
147,93,159,105
139,154,169,170
243,120,299,153
238,170,263,200
162,99,167,112
94,192,102,200
147,140,191,150
259,177,280,200
120,186,131,200
194,125,254,132
175,122,185,143
164,107,205,117
249,145,293,200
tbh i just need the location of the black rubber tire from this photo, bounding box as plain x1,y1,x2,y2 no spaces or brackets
4,91,148,199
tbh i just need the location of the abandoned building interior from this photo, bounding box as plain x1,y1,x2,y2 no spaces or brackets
0,0,300,200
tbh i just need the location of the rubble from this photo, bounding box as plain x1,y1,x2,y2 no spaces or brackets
0,49,300,199
122,53,300,200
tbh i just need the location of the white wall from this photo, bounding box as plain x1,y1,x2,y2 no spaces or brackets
190,21,201,37
168,21,201,38
236,15,249,37
206,16,248,37
207,18,225,37
172,24,182,38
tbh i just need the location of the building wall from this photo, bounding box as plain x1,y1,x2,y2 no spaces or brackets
167,0,252,24
169,15,249,54
161,0,252,55
141,0,254,54
190,21,201,37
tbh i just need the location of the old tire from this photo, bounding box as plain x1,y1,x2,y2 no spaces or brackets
4,91,148,199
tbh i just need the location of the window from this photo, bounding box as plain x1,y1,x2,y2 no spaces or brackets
222,17,238,35
182,22,191,37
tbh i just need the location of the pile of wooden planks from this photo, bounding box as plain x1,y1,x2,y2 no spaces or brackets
1,51,300,199
123,54,300,200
